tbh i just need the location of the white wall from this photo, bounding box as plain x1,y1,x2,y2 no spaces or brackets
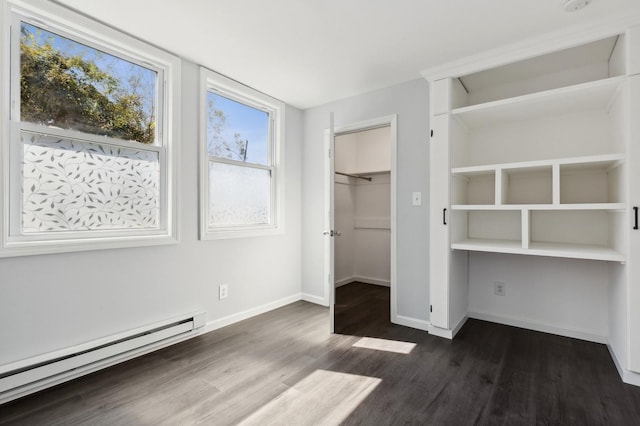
302,79,430,321
335,173,391,287
354,173,391,285
468,252,609,341
0,60,303,365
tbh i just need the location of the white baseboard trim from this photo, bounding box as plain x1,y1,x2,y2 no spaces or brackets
426,315,469,340
451,315,468,337
393,315,430,331
607,343,626,381
468,310,607,344
203,293,303,333
335,276,356,287
607,344,640,387
301,292,328,306
336,276,390,288
622,370,640,387
427,325,454,339
355,276,390,287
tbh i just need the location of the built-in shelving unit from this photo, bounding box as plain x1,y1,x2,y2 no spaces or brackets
426,22,640,385
442,34,629,261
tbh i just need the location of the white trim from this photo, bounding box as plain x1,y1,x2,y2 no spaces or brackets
198,67,285,240
607,344,640,386
202,293,302,332
336,276,390,288
301,292,327,306
335,276,357,287
394,315,430,332
427,325,455,339
608,343,626,381
421,9,640,82
324,114,398,327
1,0,180,257
427,315,468,339
468,310,607,344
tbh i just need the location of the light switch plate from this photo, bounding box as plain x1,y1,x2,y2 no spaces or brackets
412,192,422,206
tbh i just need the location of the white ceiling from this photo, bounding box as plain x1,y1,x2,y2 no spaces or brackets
54,0,640,109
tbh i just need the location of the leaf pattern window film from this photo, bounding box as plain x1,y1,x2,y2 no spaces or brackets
21,132,160,233
20,22,158,145
208,162,270,226
206,92,269,165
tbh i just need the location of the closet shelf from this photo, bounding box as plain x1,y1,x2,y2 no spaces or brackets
451,76,625,128
451,238,625,262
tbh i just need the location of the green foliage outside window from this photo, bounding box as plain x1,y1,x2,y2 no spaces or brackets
19,24,156,144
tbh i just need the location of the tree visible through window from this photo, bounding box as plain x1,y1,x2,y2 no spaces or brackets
19,22,157,144
5,15,174,247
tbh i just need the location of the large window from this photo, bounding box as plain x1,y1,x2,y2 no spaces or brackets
1,2,180,256
200,69,284,239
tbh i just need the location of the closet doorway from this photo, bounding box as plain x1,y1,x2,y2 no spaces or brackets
324,115,397,335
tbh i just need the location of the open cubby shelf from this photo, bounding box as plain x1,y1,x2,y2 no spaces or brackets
451,153,625,210
451,238,624,262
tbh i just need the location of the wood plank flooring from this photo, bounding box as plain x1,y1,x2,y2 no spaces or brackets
2,282,640,425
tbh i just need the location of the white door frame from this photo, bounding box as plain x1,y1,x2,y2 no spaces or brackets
324,114,398,326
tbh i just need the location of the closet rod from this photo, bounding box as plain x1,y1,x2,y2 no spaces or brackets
335,171,372,182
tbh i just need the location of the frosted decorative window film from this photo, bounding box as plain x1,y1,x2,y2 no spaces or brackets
208,162,270,226
21,132,160,233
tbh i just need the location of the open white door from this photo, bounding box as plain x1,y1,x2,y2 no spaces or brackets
324,113,336,333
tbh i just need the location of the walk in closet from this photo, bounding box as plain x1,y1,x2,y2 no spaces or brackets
424,26,640,385
334,127,391,289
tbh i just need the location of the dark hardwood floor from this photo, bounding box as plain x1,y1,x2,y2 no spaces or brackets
2,282,640,425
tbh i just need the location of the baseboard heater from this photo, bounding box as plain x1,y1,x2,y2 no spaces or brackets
0,312,206,404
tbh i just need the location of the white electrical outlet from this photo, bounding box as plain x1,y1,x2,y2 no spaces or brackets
219,283,229,300
494,281,506,296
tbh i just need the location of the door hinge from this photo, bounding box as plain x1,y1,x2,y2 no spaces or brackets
328,148,331,158
430,129,434,138
430,305,433,313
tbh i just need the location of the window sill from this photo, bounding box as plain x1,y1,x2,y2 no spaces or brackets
0,233,178,258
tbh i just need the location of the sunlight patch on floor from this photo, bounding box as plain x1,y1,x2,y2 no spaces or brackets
352,336,416,354
238,369,381,425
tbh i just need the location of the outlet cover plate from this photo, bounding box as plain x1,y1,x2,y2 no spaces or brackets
219,283,229,300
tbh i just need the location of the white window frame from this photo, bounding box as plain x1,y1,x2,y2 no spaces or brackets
0,0,181,257
199,68,285,239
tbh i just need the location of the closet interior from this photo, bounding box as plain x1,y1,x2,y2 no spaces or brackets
334,126,391,290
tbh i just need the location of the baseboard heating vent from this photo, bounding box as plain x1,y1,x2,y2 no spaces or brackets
0,312,206,403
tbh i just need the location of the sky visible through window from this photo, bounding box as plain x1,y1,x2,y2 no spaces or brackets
207,92,269,166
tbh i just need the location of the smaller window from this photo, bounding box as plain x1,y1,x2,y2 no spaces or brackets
200,69,284,239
